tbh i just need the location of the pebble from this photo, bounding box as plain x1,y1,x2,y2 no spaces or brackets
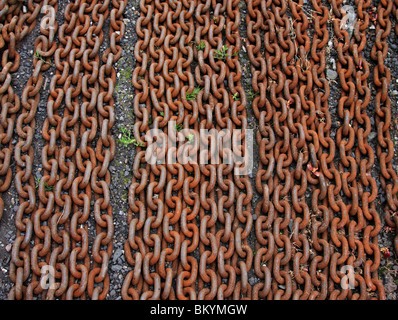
326,69,338,80
391,90,398,96
113,248,123,262
288,219,294,232
111,265,122,272
385,282,397,293
330,58,336,70
368,132,377,141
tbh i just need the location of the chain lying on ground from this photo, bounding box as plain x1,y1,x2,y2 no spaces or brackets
122,0,253,299
1,0,396,300
0,0,41,220
247,0,330,300
371,0,398,257
8,0,56,299
8,0,127,299
330,0,385,299
392,0,398,255
246,0,385,299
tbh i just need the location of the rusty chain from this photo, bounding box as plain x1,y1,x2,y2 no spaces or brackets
8,0,56,299
1,0,397,300
8,0,127,299
122,0,253,300
371,0,398,257
330,0,385,299
246,0,386,299
0,0,41,221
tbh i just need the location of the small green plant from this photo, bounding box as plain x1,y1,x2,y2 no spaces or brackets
175,123,183,132
186,87,200,101
247,89,259,102
44,182,54,191
34,50,52,66
35,177,40,189
186,133,194,143
232,92,239,101
121,191,128,201
160,111,164,116
214,45,229,60
196,40,206,51
35,177,54,191
119,127,144,147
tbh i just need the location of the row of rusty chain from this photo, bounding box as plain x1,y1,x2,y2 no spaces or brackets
122,0,253,299
330,0,385,298
8,0,127,299
1,0,396,300
247,0,332,299
0,0,41,220
8,0,56,299
393,0,398,254
372,0,398,256
246,0,386,299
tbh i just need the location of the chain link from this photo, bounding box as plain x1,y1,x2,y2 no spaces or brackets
1,0,396,300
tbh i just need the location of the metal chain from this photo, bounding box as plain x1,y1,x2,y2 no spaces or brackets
329,0,385,299
246,0,385,299
2,0,396,300
122,0,253,299
8,0,55,299
0,0,41,220
371,0,398,257
8,0,127,300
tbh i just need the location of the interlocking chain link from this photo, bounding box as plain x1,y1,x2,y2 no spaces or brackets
8,0,57,299
371,0,398,256
1,0,396,300
122,0,253,299
329,0,385,299
8,0,127,300
0,0,41,220
246,0,385,299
